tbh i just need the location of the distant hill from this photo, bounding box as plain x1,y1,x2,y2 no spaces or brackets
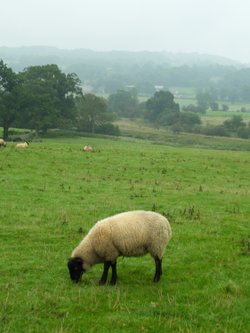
1,46,249,96
0,46,241,71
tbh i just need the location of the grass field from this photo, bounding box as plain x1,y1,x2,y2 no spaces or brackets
0,137,250,332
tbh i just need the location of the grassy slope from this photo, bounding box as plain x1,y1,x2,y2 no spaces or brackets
114,118,250,151
0,137,250,333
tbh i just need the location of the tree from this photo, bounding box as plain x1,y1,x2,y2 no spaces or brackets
0,60,20,140
145,90,180,125
108,89,140,118
223,115,246,133
76,93,115,134
18,64,81,133
195,89,210,113
182,104,206,113
237,126,250,139
221,104,229,112
210,101,219,111
179,112,201,126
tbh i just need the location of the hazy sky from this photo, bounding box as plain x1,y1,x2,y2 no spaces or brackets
1,0,250,62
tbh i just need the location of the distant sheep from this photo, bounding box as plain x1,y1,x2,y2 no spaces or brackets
68,210,172,285
15,142,29,149
83,145,93,152
0,139,6,147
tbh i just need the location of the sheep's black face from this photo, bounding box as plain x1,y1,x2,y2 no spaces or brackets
67,257,84,283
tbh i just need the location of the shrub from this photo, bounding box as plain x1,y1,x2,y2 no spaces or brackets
179,112,201,126
95,123,121,136
201,125,229,137
237,126,250,139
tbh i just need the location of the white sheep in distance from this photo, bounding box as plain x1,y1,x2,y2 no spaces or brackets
67,210,172,285
83,145,93,152
15,142,29,149
0,139,6,147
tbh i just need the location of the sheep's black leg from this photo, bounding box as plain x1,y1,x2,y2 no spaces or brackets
153,257,162,282
110,262,117,285
99,261,111,285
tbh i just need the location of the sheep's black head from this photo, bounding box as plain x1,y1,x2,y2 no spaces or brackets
67,257,85,283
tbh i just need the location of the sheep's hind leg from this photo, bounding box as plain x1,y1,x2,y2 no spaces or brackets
153,257,162,282
110,262,117,285
99,261,111,285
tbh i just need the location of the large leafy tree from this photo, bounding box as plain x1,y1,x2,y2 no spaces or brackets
76,93,114,133
18,64,82,133
0,60,20,139
108,89,140,118
145,90,180,125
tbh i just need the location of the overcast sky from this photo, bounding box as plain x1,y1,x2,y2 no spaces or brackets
1,0,250,63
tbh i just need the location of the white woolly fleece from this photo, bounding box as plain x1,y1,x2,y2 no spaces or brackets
72,210,172,270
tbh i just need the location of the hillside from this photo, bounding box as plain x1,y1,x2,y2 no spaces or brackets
0,46,241,71
1,46,250,98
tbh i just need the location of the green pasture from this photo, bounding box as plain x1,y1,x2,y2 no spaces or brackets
0,137,250,332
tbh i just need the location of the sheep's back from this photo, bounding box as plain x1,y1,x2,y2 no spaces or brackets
102,211,171,258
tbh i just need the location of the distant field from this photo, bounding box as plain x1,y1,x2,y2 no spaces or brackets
0,137,250,332
175,97,196,107
202,110,250,126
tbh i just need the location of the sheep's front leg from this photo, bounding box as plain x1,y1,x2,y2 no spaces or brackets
153,257,162,282
110,262,117,285
99,261,111,285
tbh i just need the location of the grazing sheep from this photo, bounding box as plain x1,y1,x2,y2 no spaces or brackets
68,210,172,285
0,139,6,147
15,141,29,149
83,145,93,152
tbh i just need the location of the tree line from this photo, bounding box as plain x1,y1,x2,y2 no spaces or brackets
1,60,250,140
3,47,250,101
0,60,119,140
107,89,250,139
70,63,250,102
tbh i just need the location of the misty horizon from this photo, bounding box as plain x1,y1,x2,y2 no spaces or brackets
1,0,250,63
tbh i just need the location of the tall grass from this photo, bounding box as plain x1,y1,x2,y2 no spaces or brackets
0,137,250,332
